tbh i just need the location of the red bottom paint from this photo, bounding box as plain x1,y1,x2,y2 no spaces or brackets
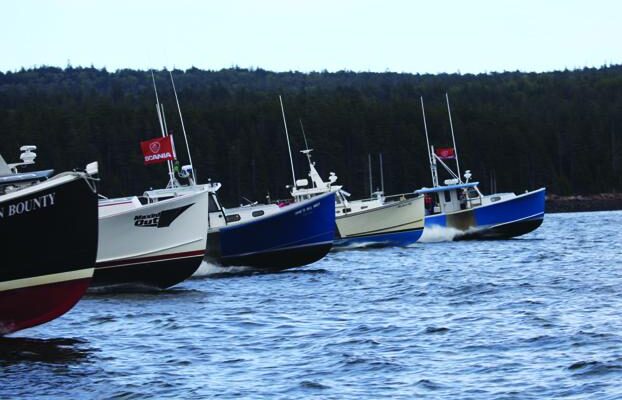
0,278,91,335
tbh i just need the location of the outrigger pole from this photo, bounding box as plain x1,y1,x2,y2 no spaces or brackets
420,96,439,187
379,153,385,194
368,153,373,197
170,71,197,184
151,71,175,187
445,92,462,182
299,119,310,151
279,95,297,188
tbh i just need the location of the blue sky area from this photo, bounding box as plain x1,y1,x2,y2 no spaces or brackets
1,0,620,74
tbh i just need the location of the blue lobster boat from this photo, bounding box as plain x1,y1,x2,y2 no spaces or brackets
417,182,545,240
416,94,545,240
205,192,336,270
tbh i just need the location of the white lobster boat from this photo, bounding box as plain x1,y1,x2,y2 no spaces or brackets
276,96,424,248
95,182,214,290
290,150,425,247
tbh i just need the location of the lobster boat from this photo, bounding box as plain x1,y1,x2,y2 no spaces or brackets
0,146,98,334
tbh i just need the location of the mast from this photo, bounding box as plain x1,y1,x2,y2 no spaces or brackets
279,95,297,188
299,119,310,151
445,92,462,182
368,153,373,196
379,153,384,193
170,71,197,183
151,71,175,186
420,96,439,187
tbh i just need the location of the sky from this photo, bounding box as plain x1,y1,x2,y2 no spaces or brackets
1,0,620,74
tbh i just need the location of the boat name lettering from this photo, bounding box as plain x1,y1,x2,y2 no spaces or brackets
144,152,173,163
0,192,56,219
134,213,161,227
294,202,320,216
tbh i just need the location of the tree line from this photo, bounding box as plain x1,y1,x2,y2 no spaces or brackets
1,65,621,205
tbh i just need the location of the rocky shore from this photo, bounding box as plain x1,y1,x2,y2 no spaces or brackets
546,193,622,213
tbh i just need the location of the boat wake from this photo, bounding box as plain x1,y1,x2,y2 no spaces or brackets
332,241,390,251
192,260,253,277
87,283,164,294
419,225,463,242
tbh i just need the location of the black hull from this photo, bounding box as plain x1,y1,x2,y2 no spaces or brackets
1,173,98,334
456,217,544,241
92,255,203,290
1,176,98,282
206,234,332,272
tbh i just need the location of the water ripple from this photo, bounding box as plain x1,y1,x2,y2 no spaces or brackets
2,211,622,399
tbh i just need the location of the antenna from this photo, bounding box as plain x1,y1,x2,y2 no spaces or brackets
299,119,310,151
379,153,384,193
279,95,296,188
152,71,165,137
445,92,462,182
151,71,175,186
170,71,197,183
420,96,438,187
368,153,373,197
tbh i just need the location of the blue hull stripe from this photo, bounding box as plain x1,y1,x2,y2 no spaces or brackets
335,228,423,247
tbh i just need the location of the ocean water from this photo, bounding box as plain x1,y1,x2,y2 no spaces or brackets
2,211,622,399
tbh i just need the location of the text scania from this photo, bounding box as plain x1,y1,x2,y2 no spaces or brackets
144,152,173,162
0,193,56,219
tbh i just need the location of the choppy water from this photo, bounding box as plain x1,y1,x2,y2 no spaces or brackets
2,211,622,399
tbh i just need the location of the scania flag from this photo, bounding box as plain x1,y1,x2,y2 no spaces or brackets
435,147,455,160
140,136,176,165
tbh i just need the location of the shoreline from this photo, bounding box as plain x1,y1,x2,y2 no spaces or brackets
546,193,622,213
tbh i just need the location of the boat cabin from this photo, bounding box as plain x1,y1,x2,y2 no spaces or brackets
416,181,482,215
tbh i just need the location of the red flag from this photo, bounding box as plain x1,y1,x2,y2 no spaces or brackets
435,147,455,160
140,136,176,165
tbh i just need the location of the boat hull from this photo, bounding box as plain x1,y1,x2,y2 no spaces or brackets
0,174,98,335
424,188,546,240
206,192,336,270
0,275,92,335
334,195,425,247
96,188,209,290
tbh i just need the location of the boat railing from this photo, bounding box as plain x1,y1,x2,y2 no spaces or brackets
466,196,482,208
383,192,421,202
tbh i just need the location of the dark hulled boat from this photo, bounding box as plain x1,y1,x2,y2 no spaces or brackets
0,147,98,335
205,192,336,270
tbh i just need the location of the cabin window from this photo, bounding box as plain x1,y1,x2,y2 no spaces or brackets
467,188,479,198
490,196,501,202
444,190,451,203
252,210,264,217
225,214,241,223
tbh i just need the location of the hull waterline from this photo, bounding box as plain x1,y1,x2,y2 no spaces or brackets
93,251,204,290
0,276,92,334
334,227,423,247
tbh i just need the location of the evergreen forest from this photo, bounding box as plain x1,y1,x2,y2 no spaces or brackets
1,65,621,205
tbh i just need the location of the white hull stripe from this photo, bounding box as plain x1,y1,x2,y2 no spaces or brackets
96,251,204,270
0,268,94,293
